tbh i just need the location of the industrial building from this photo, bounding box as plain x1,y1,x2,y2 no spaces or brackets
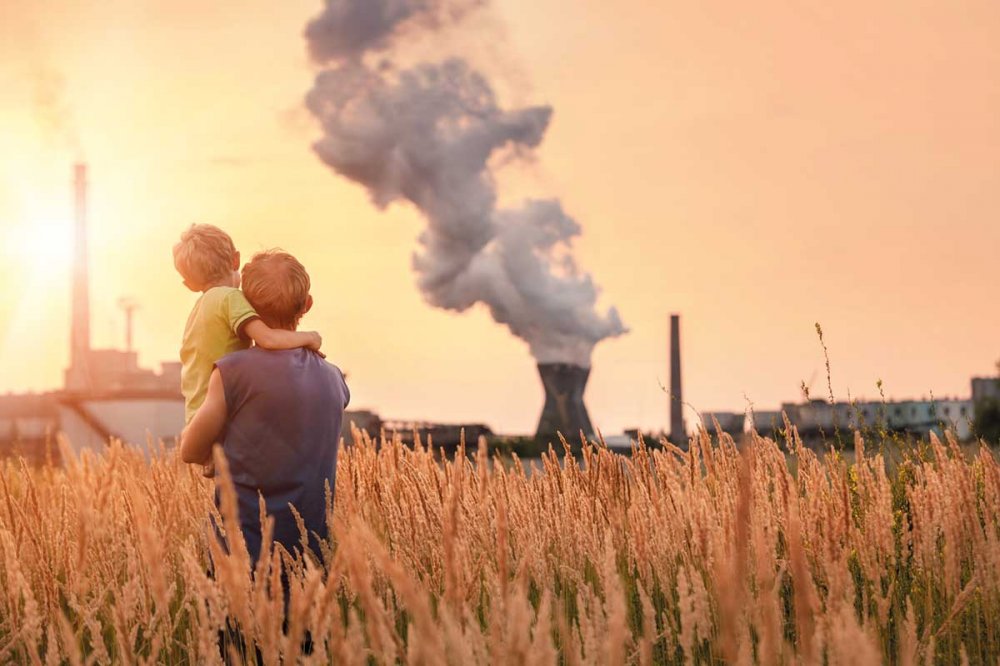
700,412,745,438
691,395,979,444
747,411,784,438
972,376,1000,406
670,313,989,444
780,396,975,442
380,420,493,450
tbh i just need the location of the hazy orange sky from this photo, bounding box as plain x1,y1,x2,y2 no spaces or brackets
1,0,998,435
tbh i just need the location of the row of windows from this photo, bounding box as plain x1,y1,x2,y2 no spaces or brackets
855,405,968,419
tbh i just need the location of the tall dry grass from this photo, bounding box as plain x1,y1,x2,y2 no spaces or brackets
0,424,998,664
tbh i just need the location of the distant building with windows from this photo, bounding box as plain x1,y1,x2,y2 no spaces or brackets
700,412,746,438
0,342,186,463
685,378,990,445
778,396,975,442
738,373,1000,444
748,411,784,438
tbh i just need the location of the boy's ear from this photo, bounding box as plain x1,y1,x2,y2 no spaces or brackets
231,251,241,271
303,294,314,315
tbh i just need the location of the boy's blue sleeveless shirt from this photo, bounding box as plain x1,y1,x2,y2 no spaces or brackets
214,347,350,564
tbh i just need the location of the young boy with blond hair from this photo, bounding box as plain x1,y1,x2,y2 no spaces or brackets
173,224,323,430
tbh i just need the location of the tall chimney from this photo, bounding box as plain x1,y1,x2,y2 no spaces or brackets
535,363,595,443
669,313,685,444
67,163,91,390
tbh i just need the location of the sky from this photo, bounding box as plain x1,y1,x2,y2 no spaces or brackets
0,0,998,435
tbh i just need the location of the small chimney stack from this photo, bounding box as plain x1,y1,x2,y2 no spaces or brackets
535,363,595,442
669,313,685,444
66,163,91,390
118,297,139,352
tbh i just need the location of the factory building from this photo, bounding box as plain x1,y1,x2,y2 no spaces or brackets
701,397,977,444
748,411,784,438
381,420,493,450
972,377,1000,406
700,412,745,438
778,397,975,442
0,394,60,464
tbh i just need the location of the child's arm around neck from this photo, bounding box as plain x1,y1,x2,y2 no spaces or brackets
242,319,324,356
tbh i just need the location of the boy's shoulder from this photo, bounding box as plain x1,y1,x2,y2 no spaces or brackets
198,286,254,319
200,285,242,304
184,287,256,346
188,286,239,315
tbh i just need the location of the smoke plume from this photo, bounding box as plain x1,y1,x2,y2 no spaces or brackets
304,0,626,366
32,67,81,155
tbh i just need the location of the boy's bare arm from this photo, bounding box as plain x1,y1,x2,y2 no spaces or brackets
180,369,227,465
242,319,323,355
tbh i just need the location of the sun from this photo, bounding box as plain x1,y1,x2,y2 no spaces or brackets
2,212,74,281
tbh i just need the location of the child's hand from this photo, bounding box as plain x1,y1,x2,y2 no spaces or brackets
306,331,326,358
201,461,216,478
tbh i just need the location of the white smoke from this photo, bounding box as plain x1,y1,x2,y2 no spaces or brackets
304,0,626,366
32,67,82,155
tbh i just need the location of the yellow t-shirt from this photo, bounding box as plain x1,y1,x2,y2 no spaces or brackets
180,286,258,423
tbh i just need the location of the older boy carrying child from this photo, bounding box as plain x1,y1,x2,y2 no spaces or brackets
172,224,323,473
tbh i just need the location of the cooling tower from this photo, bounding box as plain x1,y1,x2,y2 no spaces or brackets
535,363,595,442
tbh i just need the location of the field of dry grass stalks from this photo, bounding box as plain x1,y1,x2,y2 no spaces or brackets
0,425,998,665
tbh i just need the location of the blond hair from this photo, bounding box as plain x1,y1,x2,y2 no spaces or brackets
241,249,311,329
172,224,237,288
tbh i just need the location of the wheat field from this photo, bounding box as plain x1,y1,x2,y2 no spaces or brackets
0,425,997,665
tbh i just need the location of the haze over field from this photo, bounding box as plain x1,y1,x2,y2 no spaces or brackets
0,0,998,434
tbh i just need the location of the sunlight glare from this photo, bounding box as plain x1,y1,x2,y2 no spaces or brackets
2,208,74,280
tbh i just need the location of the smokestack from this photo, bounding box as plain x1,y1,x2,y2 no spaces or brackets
67,162,91,390
535,363,594,442
669,314,685,444
118,297,138,352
